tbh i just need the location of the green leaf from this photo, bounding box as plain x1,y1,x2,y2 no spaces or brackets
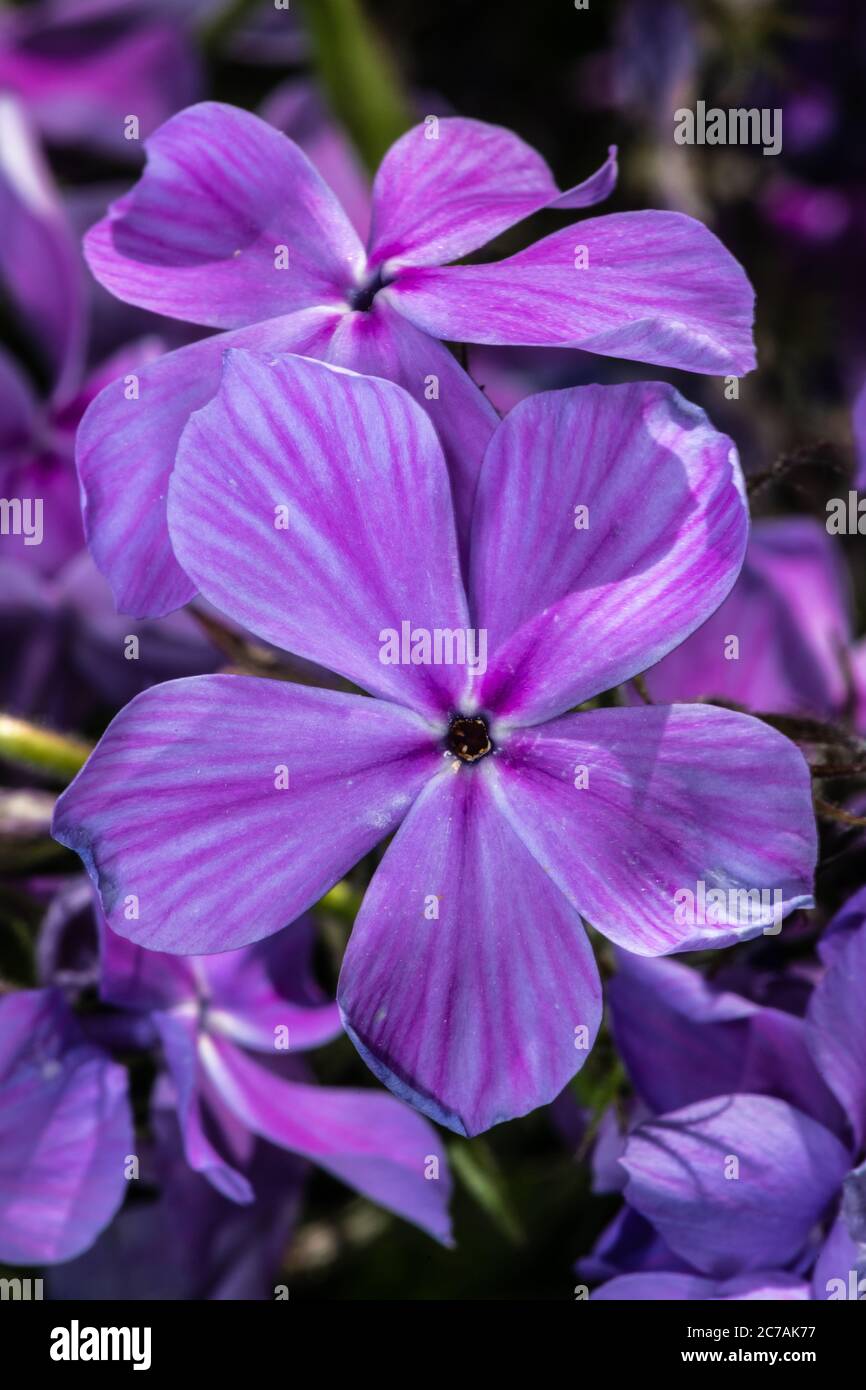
449,1137,525,1244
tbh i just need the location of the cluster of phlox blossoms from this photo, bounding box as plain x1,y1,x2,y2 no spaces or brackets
6,77,850,1305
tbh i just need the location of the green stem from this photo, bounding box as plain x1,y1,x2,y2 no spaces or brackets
317,878,363,920
298,0,414,172
0,716,91,783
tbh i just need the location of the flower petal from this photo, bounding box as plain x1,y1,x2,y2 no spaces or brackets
635,517,852,718
390,210,756,374
0,96,85,401
100,914,196,1014
198,920,342,1054
84,102,363,328
169,351,470,716
46,1108,306,1302
621,1094,850,1278
53,675,440,954
550,145,619,210
0,7,202,157
807,917,866,1146
154,1012,253,1204
325,299,498,553
200,1034,453,1243
593,1271,810,1300
76,307,341,618
0,989,132,1264
488,704,816,955
609,953,844,1132
337,764,602,1136
579,1204,687,1282
471,382,746,724
368,116,616,269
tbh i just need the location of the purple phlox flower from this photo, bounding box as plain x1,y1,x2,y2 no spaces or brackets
95,911,454,1243
0,986,132,1264
760,176,852,246
579,1203,691,1288
0,95,86,404
0,97,164,575
55,353,816,1135
0,547,219,723
47,1103,306,1301
587,905,866,1300
0,0,201,158
573,1101,693,1286
34,874,102,993
0,334,164,579
76,99,757,617
626,516,855,722
608,949,846,1138
0,100,219,718
831,383,866,728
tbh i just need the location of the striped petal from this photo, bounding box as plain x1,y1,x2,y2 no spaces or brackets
155,1012,253,1204
84,102,363,328
168,351,471,717
470,381,747,725
390,210,756,375
488,704,816,955
325,299,498,553
337,763,602,1136
368,116,616,269
53,675,439,954
199,1034,453,1243
76,307,341,618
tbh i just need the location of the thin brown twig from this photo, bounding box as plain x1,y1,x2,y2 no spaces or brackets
814,797,866,828
746,440,849,499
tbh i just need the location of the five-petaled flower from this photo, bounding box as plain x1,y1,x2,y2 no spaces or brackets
96,910,453,1242
55,354,815,1137
0,988,132,1264
77,101,755,616
586,894,866,1300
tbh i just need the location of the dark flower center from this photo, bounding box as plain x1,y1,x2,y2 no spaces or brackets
447,715,493,763
347,264,390,312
